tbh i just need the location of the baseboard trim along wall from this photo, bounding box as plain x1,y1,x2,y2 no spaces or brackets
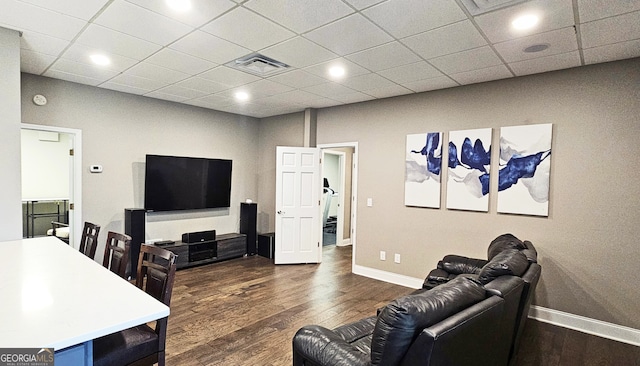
354,265,640,347
528,305,640,347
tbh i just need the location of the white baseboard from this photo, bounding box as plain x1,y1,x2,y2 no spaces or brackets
352,264,423,289
336,238,351,247
351,265,640,347
529,305,640,347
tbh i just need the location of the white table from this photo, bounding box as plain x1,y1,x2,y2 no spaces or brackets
0,237,169,365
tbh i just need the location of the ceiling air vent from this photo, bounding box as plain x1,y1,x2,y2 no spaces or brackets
460,0,530,15
226,53,289,77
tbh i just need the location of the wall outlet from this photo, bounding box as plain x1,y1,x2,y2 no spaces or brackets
367,198,373,207
380,250,386,261
394,253,401,263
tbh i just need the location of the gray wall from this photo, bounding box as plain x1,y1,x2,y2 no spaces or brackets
316,58,640,329
0,27,22,241
21,73,260,259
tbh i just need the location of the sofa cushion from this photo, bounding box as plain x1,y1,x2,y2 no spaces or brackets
438,254,487,275
487,233,526,260
370,276,486,366
478,249,529,284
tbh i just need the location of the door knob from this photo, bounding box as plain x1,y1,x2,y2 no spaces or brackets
277,210,284,214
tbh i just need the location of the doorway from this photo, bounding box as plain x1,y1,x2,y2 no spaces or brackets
319,143,357,262
21,124,82,248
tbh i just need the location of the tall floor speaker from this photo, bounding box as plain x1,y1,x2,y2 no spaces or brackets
125,208,145,279
240,202,257,255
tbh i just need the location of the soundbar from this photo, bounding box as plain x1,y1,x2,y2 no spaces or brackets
182,230,216,243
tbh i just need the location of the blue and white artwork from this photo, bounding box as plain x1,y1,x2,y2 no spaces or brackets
446,128,492,212
497,124,552,216
405,132,442,208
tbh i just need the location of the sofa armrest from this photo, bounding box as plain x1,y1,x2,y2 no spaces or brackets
438,255,487,275
293,325,371,366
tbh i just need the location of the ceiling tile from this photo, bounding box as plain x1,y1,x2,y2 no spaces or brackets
342,0,386,10
60,43,139,72
304,14,393,56
402,76,458,92
0,0,87,40
580,11,640,49
244,0,354,33
303,58,370,80
261,37,337,68
583,39,640,65
169,30,250,64
363,0,466,38
239,79,295,96
75,25,162,60
266,70,326,88
144,49,216,74
449,64,513,85
346,41,421,71
46,58,119,82
494,27,578,63
20,49,56,74
199,66,262,88
100,81,151,95
578,0,640,22
94,0,193,45
304,82,358,98
184,94,234,109
364,84,413,99
104,73,168,91
474,0,575,43
258,89,329,105
509,51,580,76
174,77,229,94
125,0,236,27
429,46,503,74
20,32,69,57
153,84,209,99
377,61,444,84
144,90,191,103
340,73,396,91
201,7,294,50
124,63,189,84
403,20,487,59
331,91,374,104
18,0,110,20
43,69,105,86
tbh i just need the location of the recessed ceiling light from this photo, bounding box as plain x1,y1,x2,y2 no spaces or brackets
523,43,550,53
235,91,249,101
512,14,539,30
90,54,110,66
328,66,346,79
166,0,191,12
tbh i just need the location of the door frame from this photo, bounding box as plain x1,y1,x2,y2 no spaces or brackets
318,142,358,269
21,123,82,248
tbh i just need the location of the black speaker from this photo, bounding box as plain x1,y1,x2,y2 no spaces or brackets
182,230,216,243
240,202,257,255
124,208,145,279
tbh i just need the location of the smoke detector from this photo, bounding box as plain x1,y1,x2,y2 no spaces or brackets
226,53,290,77
460,0,530,15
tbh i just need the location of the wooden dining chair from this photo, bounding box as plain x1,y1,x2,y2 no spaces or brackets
102,231,132,279
79,222,100,259
93,244,177,366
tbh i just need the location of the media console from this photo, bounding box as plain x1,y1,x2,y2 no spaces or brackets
155,233,247,269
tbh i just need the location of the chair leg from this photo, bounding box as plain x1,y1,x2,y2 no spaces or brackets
158,351,165,366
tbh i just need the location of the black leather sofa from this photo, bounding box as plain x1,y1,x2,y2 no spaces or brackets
292,234,540,366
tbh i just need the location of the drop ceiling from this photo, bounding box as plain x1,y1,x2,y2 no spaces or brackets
3,0,640,118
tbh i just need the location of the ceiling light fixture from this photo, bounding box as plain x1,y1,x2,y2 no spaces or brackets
166,0,191,12
235,91,249,102
90,54,110,66
328,66,345,79
512,14,539,30
523,43,550,53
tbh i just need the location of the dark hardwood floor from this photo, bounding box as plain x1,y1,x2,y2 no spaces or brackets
166,245,639,365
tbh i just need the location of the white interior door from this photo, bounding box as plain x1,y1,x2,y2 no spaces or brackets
275,146,321,264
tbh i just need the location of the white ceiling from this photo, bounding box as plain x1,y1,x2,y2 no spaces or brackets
3,0,640,118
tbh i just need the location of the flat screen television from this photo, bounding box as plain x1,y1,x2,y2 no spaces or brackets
144,154,232,212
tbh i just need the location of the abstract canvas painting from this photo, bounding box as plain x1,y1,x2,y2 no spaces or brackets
405,132,442,208
497,123,552,216
446,128,492,212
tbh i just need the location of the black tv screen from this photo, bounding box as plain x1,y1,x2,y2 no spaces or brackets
144,154,232,211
